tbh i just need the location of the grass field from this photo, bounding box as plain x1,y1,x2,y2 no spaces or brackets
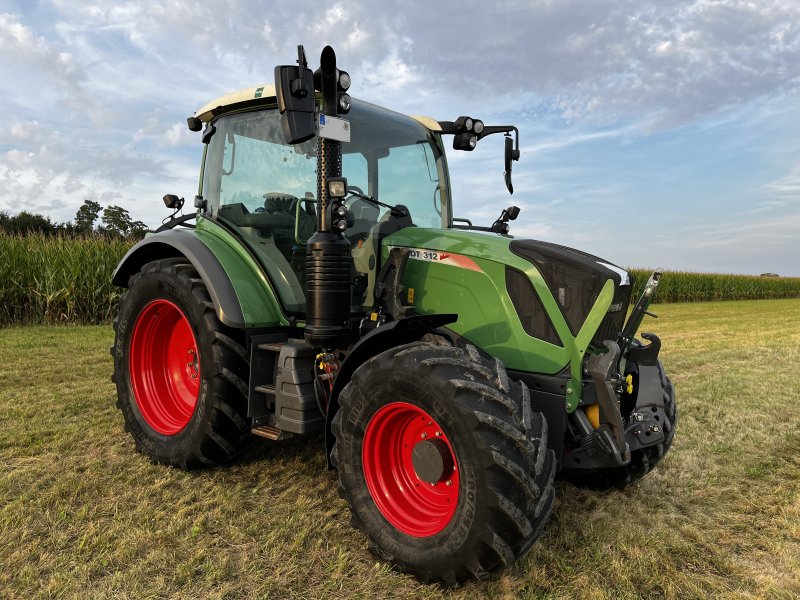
1,299,799,599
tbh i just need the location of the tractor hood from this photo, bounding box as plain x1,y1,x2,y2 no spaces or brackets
383,226,632,387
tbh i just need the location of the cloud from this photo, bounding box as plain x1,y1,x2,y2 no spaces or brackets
399,0,800,127
0,118,172,223
0,12,83,86
764,162,800,197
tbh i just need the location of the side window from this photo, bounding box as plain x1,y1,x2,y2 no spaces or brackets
378,143,442,228
200,110,318,315
202,111,317,215
342,153,368,193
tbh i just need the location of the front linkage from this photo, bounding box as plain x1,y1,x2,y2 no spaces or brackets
562,272,678,487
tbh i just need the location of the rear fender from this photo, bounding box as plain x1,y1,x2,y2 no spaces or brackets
324,313,458,467
112,228,284,328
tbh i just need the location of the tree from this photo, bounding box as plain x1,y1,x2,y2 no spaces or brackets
101,205,133,237
0,210,56,235
74,199,102,234
101,205,149,239
129,219,148,241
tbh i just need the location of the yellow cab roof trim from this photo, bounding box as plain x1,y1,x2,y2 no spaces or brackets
195,83,442,134
195,84,277,122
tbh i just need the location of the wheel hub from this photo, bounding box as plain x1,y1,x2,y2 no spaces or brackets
129,299,200,435
362,402,459,537
412,438,453,484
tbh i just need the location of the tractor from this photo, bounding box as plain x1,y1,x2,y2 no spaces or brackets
111,45,676,586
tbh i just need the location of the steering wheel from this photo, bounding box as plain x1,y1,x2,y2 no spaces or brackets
345,185,366,202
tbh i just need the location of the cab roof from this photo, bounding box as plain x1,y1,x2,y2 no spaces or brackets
194,84,442,133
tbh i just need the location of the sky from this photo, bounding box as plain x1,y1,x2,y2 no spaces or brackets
1,0,799,275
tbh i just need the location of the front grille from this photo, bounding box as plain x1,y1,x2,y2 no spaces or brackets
510,239,632,347
591,278,634,347
506,268,563,346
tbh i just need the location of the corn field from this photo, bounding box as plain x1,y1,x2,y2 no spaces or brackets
0,234,131,325
628,268,800,304
2,234,800,326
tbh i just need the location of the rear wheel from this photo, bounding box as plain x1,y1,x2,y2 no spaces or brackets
332,342,555,586
112,258,251,469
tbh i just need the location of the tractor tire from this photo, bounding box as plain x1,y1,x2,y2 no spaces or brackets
562,356,677,489
331,342,555,586
112,258,251,469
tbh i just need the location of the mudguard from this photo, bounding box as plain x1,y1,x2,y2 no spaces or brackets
324,313,458,467
112,228,284,328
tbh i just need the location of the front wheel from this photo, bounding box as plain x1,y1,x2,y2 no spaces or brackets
112,258,251,469
331,342,555,586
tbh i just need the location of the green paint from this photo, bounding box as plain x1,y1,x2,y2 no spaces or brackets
197,144,207,197
194,216,287,327
564,279,614,411
384,227,615,412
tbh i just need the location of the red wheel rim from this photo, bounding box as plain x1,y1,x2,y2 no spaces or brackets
362,402,460,537
129,299,200,435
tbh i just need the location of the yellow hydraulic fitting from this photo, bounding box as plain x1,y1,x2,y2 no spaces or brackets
585,404,600,429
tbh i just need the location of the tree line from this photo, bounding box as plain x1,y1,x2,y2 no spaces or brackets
0,200,148,239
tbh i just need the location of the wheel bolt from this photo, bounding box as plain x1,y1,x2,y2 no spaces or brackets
421,432,428,439
445,480,452,486
435,431,441,437
191,374,197,379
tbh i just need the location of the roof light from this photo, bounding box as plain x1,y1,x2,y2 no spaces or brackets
338,70,351,91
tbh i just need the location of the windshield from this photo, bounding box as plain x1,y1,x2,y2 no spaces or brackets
201,99,449,229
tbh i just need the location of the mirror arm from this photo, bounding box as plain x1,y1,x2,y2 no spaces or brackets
436,121,456,134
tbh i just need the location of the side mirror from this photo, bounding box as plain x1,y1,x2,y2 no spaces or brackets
275,45,316,144
186,116,202,132
504,135,520,194
163,194,183,210
491,205,521,234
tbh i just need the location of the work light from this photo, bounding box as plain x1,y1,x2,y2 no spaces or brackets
328,177,348,198
338,93,352,113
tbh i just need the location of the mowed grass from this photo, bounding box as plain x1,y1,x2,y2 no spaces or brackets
1,300,799,599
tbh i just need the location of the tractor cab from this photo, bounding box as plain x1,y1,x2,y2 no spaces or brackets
196,89,450,316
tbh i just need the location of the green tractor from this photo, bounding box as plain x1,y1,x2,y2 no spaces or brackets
111,46,676,585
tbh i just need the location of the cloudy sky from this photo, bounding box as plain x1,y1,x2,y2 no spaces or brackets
1,0,799,275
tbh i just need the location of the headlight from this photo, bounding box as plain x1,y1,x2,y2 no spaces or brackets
338,93,352,113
